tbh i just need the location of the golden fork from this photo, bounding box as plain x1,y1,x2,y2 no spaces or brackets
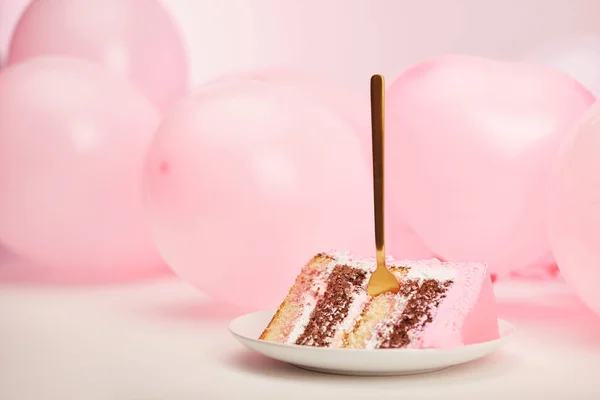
366,74,400,297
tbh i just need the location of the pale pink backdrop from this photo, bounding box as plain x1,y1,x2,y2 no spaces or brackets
2,3,600,398
165,0,600,94
3,0,600,92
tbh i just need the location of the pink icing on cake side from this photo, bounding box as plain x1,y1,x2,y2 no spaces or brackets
416,261,500,348
461,269,499,345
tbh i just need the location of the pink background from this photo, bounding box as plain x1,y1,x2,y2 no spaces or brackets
3,0,600,93
169,0,600,93
1,1,600,399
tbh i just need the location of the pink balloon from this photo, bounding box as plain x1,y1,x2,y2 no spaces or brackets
548,102,600,317
523,35,600,98
511,252,560,281
0,56,166,282
143,81,374,310
0,0,32,65
211,69,372,160
211,68,434,260
386,55,595,275
7,0,188,112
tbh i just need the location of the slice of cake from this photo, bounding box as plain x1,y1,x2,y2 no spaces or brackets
260,252,499,349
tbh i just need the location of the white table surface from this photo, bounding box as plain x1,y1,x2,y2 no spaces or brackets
1,269,600,400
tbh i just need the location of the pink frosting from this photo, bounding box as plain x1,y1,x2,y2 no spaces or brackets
416,262,500,348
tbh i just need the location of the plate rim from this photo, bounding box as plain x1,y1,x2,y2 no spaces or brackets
229,308,515,353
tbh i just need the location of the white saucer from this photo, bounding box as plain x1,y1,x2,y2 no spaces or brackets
229,309,515,376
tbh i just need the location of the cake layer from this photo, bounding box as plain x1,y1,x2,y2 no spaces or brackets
259,253,334,343
260,252,499,349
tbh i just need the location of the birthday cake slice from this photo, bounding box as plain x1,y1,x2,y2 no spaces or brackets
260,252,499,349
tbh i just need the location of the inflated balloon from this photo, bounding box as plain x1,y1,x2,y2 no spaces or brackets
212,69,371,159
0,0,31,65
548,102,600,317
386,55,595,275
211,68,434,261
513,252,560,280
7,0,188,112
524,35,600,98
387,220,433,261
0,56,166,282
143,81,374,310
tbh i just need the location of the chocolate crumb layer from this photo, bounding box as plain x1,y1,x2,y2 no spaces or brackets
398,278,420,297
295,264,367,347
379,279,452,349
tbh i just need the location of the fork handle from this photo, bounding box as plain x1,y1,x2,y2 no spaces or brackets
370,74,386,267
